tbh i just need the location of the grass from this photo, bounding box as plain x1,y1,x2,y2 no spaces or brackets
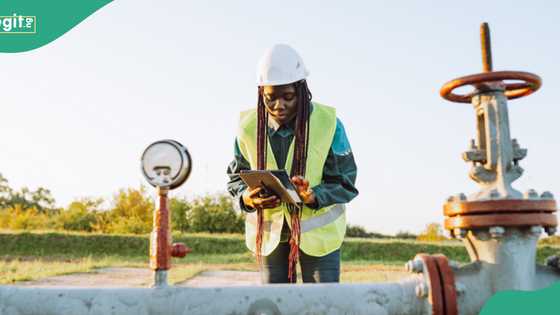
0,258,423,285
0,256,139,284
1,230,468,263
171,262,410,284
341,264,409,283
1,230,559,285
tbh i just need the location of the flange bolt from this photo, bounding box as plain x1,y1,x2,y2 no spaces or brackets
447,193,467,202
524,189,539,199
405,259,424,273
545,227,557,236
454,228,467,238
448,260,461,270
529,226,542,236
489,190,500,199
489,226,505,238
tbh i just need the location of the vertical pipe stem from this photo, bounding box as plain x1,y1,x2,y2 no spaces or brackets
480,22,493,72
150,186,171,287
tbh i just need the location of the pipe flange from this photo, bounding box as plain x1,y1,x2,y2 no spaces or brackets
414,254,458,315
443,199,558,232
444,199,557,216
444,213,557,230
433,255,458,315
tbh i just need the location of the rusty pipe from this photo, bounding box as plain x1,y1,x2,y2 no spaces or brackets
150,187,190,287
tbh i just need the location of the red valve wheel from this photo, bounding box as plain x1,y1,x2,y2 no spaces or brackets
440,71,541,103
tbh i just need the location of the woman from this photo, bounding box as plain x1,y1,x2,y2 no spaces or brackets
227,44,358,283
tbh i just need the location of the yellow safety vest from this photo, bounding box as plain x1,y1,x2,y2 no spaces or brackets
237,102,347,257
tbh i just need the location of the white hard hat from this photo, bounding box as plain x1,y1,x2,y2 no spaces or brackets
256,44,309,86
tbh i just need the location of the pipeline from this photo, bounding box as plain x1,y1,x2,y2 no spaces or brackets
0,279,426,315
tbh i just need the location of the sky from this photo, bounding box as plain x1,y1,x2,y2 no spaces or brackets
1,1,559,234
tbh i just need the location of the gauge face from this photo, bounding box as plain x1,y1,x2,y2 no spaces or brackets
141,140,191,189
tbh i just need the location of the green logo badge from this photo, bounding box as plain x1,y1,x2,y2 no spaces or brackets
0,14,36,34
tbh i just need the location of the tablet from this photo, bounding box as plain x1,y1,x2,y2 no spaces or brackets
239,169,302,205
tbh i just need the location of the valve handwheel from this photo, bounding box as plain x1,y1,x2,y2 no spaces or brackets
440,22,542,103
440,71,541,103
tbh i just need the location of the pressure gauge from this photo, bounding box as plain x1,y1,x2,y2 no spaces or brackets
141,140,192,189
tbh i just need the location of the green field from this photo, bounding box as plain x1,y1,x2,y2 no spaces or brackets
1,230,558,284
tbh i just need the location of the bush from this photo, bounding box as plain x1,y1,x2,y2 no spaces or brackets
0,205,52,230
539,236,560,246
186,194,244,233
170,197,190,232
99,187,154,234
54,198,102,232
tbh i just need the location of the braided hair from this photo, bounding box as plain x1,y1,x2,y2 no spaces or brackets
255,80,312,282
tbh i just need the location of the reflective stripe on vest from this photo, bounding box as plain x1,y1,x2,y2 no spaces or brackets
246,204,346,233
301,204,346,233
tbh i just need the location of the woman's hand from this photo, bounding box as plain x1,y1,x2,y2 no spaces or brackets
242,187,281,210
291,176,316,206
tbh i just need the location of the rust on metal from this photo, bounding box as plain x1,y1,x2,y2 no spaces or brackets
434,255,458,315
444,213,557,230
440,71,542,103
150,187,172,270
480,22,492,72
440,22,542,103
444,199,557,216
417,254,445,315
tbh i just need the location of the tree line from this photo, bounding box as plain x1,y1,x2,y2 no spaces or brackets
0,173,244,234
0,173,447,240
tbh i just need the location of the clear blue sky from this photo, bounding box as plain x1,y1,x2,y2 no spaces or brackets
1,1,559,234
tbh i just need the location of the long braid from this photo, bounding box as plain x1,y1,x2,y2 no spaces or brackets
255,88,267,266
287,80,312,282
255,81,312,283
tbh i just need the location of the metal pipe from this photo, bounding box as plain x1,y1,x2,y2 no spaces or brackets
0,278,426,315
150,186,171,287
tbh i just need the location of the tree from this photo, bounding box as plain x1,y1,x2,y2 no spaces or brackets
95,187,154,234
0,173,11,209
346,224,370,238
170,197,191,232
417,223,447,242
0,173,55,212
